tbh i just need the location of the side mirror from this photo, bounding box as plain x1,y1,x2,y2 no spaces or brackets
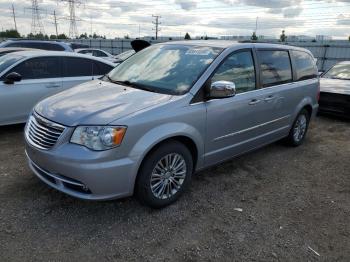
4,72,22,84
208,81,236,99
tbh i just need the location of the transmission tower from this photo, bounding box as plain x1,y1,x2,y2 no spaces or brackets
61,0,82,39
29,0,45,35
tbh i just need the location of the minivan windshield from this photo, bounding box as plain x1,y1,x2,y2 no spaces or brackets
0,54,24,74
323,63,350,80
106,44,222,95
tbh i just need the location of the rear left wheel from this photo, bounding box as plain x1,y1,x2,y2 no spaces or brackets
285,109,310,146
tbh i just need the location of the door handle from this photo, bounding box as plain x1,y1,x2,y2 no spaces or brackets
248,99,261,105
46,83,60,88
264,95,275,102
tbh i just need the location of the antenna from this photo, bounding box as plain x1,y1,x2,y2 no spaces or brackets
28,0,46,35
152,15,161,40
11,4,17,31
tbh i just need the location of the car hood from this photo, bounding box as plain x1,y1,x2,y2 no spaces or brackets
35,80,172,126
320,78,350,95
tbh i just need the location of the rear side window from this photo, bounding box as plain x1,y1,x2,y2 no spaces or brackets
9,57,61,79
291,51,317,81
63,57,94,77
93,61,113,75
93,50,108,57
212,50,256,94
258,50,292,87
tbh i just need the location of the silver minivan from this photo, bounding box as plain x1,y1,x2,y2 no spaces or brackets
24,41,319,208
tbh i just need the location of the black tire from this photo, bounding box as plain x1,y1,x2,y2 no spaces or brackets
285,109,311,147
135,140,193,208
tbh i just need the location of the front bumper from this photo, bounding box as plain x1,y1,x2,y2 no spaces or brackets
25,142,139,201
318,92,350,118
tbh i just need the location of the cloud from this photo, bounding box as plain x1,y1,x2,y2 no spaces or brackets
175,0,198,10
283,6,303,18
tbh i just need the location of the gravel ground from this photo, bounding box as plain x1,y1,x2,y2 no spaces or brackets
0,116,349,262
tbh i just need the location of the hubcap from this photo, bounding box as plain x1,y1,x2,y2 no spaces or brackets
150,153,187,200
293,114,307,142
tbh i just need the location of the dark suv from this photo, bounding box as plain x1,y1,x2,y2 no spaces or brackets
0,40,74,52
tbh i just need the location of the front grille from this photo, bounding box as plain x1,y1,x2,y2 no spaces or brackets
25,113,65,150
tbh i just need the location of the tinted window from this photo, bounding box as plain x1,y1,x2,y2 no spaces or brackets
212,51,256,94
93,61,113,75
63,57,94,77
258,50,292,87
6,42,26,48
93,50,108,57
40,42,65,51
9,57,61,79
78,50,91,54
292,51,317,81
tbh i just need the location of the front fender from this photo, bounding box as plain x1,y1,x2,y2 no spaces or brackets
129,122,205,173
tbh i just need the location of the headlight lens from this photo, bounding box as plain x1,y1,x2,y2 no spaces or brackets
70,126,127,150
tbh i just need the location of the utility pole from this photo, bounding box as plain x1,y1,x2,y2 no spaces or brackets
53,10,58,38
90,16,93,37
152,15,161,40
255,16,259,35
11,4,17,32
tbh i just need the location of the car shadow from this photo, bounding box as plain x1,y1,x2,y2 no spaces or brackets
0,123,25,135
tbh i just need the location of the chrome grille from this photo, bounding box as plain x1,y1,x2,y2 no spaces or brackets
25,113,65,150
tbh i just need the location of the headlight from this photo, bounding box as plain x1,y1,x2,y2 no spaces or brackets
70,126,127,150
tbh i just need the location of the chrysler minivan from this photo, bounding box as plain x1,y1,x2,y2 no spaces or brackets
24,41,319,208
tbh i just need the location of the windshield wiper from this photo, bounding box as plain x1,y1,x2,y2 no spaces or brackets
111,80,156,92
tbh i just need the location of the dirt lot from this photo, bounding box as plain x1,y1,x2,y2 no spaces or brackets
0,116,349,261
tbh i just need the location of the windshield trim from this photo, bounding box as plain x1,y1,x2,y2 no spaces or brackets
106,44,224,96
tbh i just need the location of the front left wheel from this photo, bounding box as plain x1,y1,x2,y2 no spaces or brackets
135,141,193,208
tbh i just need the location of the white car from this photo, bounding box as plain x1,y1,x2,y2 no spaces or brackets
75,48,118,63
0,51,115,125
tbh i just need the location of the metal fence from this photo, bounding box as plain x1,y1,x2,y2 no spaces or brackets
69,38,165,56
286,41,350,71
71,39,350,71
2,38,350,71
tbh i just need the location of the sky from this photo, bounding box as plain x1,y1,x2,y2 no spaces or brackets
0,0,349,39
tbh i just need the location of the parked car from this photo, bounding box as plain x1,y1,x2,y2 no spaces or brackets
0,47,36,57
319,61,350,118
24,42,319,208
0,51,114,125
75,48,118,63
114,49,135,63
0,40,74,52
67,42,90,50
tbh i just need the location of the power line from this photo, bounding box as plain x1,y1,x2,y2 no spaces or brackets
152,15,161,39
